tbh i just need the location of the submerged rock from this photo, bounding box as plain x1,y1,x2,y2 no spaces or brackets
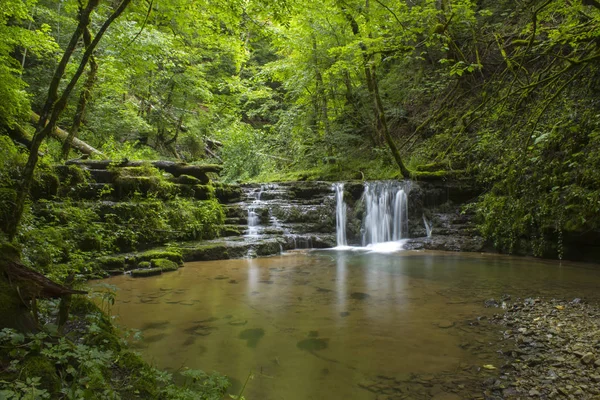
238,328,265,348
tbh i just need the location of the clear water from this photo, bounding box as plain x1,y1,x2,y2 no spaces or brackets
100,250,600,399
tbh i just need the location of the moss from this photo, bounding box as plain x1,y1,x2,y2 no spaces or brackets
193,184,215,200
55,164,89,186
221,225,242,236
213,183,242,202
0,275,30,330
181,242,228,262
131,267,162,277
137,261,151,269
171,174,201,185
96,255,127,271
31,170,60,200
137,249,183,265
20,356,61,392
85,330,122,353
116,352,160,398
151,258,179,272
410,170,465,181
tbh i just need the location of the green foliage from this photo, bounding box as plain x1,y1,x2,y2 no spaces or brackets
0,297,231,400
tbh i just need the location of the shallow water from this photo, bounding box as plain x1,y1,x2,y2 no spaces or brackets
100,250,600,399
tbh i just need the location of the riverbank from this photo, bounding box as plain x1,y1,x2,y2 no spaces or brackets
484,297,600,399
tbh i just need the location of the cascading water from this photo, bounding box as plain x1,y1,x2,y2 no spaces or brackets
333,183,347,247
362,181,409,246
246,186,264,237
422,214,433,238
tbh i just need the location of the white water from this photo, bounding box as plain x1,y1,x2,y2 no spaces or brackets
423,214,433,238
362,181,408,246
246,186,264,237
333,183,347,247
331,181,409,253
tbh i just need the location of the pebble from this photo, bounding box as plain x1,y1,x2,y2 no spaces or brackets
582,353,595,365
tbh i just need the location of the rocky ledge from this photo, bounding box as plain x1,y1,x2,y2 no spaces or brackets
485,298,600,399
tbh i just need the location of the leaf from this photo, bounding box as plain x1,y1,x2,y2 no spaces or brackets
555,305,565,310
483,364,497,370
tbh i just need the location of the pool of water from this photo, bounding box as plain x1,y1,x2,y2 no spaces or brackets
99,250,600,399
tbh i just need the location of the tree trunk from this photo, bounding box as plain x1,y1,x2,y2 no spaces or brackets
7,0,132,240
62,26,98,160
339,4,411,177
31,112,105,157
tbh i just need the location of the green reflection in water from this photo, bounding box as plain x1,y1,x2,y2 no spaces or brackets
100,250,600,400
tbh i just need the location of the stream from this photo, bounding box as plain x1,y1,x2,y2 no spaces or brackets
99,249,600,400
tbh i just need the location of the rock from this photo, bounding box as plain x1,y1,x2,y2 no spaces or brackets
485,298,499,307
437,320,455,329
595,359,600,368
529,388,541,396
582,353,596,365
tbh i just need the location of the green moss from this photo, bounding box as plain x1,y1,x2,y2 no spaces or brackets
221,225,242,236
0,275,29,330
137,261,151,269
137,249,183,265
181,242,228,262
152,258,179,272
131,267,162,277
31,170,60,200
20,356,61,392
214,183,242,202
172,174,201,184
96,255,127,271
116,352,160,398
85,330,122,353
410,170,464,181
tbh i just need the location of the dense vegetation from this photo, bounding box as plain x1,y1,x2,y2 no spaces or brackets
1,0,600,397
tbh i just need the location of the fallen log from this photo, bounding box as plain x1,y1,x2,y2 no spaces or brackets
30,112,105,158
65,159,222,181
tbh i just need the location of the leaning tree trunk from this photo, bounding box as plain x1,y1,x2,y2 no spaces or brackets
62,26,98,160
339,3,411,177
368,65,411,178
7,0,132,240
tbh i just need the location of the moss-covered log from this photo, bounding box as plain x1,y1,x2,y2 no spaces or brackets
66,159,222,183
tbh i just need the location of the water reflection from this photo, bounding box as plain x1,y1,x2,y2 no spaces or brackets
101,251,600,400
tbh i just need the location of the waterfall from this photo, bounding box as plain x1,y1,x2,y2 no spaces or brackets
422,214,433,238
333,183,347,246
362,181,408,246
247,186,264,237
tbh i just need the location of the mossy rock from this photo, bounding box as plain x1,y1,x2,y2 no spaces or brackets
221,225,242,237
171,174,201,185
181,243,228,262
151,258,179,272
214,184,242,203
55,164,89,185
20,356,61,392
116,352,160,398
114,176,176,199
0,188,17,233
137,249,183,265
96,255,127,271
85,330,122,353
193,184,215,200
31,170,60,200
131,268,162,278
137,261,151,269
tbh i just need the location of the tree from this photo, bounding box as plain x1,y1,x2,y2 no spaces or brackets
6,0,133,240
